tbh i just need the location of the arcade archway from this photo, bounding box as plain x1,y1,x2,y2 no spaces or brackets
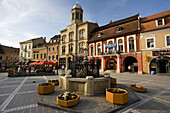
123,56,138,72
150,56,170,74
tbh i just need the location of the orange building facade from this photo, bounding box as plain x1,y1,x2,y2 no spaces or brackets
88,14,143,74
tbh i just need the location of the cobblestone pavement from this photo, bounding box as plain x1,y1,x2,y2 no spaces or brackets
109,73,170,113
0,71,170,113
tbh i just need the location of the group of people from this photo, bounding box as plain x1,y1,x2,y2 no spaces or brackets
128,65,135,73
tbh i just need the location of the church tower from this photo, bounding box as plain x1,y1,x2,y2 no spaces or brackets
71,1,83,24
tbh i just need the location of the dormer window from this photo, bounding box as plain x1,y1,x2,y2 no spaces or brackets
156,18,165,26
116,27,124,33
53,40,56,43
98,33,102,37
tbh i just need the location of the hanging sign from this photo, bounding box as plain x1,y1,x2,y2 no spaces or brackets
105,43,117,48
152,50,170,56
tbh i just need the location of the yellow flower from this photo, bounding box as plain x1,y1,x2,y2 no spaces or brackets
58,95,61,97
72,92,75,94
64,97,67,100
72,96,75,98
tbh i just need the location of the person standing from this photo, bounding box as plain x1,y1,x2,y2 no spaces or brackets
29,66,31,74
128,65,131,73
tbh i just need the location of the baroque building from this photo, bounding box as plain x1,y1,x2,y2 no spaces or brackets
59,2,98,69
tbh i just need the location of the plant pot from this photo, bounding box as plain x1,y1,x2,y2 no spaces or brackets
8,69,14,75
110,78,117,85
38,83,55,95
48,80,59,85
57,94,80,107
106,88,128,105
130,85,147,93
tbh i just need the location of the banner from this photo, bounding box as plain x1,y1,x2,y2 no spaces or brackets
105,43,117,48
152,50,170,56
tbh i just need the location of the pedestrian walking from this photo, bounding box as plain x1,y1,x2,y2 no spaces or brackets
29,66,31,74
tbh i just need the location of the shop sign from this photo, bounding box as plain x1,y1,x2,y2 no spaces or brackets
105,43,117,48
152,50,170,56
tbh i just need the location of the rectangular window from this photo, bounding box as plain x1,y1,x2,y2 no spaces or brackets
147,38,154,48
48,47,51,51
56,55,58,60
48,55,51,60
62,47,65,55
36,54,39,59
91,47,93,55
52,55,54,60
79,43,84,53
166,36,170,46
156,19,165,26
29,44,31,49
97,46,101,54
79,30,84,39
129,40,134,50
76,12,79,19
118,42,123,51
28,51,30,57
40,54,43,59
11,55,13,60
0,56,2,60
33,54,35,59
56,46,58,51
52,47,55,51
69,45,73,52
44,53,46,59
69,33,73,41
62,37,65,43
72,13,74,20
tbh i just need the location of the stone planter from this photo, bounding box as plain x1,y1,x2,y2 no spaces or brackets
57,93,80,108
110,78,117,85
38,83,55,95
130,84,147,93
48,80,59,85
106,88,128,105
8,69,14,75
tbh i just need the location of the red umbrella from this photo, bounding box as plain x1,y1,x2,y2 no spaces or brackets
48,61,57,65
38,61,49,65
29,61,40,65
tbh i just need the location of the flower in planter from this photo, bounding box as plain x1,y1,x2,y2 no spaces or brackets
39,83,53,86
58,91,78,101
132,84,144,89
107,88,126,94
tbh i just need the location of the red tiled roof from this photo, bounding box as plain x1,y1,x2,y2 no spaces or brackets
141,10,170,22
88,14,139,43
0,44,19,53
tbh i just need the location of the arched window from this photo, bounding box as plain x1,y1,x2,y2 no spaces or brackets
62,35,66,44
118,39,123,52
62,46,66,55
79,42,84,53
97,43,101,54
79,29,85,39
69,32,74,41
108,41,113,53
129,37,134,50
69,44,73,53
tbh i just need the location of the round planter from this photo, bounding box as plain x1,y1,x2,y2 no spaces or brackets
57,94,80,108
130,85,147,93
48,80,59,85
38,83,55,95
106,88,128,105
8,69,14,75
110,78,117,85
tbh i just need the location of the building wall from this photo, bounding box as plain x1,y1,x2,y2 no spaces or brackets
32,47,47,62
140,28,170,73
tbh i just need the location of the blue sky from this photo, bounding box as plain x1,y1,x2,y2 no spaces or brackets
0,0,169,48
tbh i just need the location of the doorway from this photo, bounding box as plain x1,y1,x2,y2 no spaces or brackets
123,56,138,72
107,59,116,70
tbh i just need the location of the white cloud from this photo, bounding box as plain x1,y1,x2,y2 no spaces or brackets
0,0,73,48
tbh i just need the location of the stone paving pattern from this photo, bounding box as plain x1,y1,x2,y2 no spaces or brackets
0,70,170,113
38,84,139,113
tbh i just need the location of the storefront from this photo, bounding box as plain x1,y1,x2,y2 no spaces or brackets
143,49,170,74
